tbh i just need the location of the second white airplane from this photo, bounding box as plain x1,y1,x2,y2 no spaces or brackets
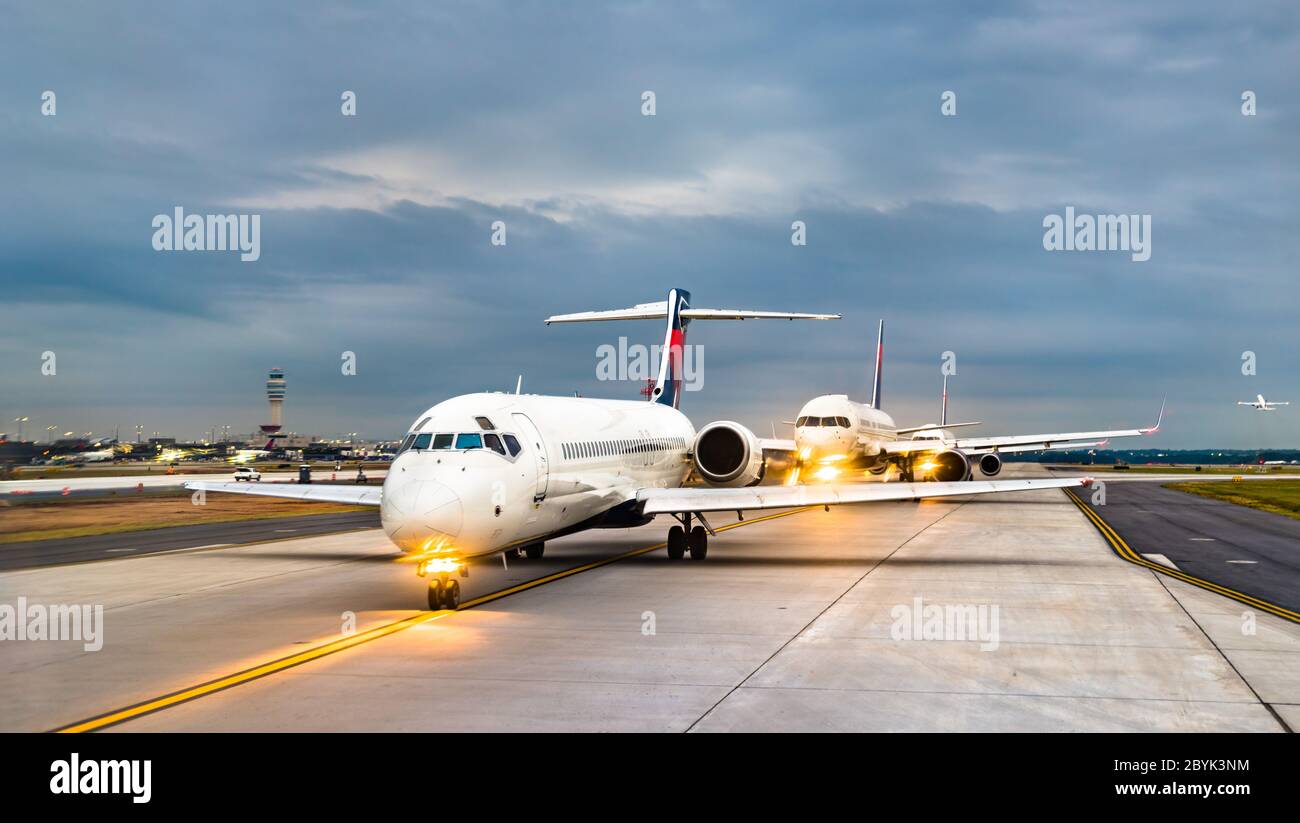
760,321,1162,483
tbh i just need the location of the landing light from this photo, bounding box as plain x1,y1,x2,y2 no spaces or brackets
417,556,463,576
814,466,840,481
919,461,936,472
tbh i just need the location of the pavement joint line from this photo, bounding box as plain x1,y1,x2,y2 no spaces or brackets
684,499,969,733
51,506,816,733
2,523,380,573
1064,489,1300,625
733,683,1271,705
1146,567,1293,734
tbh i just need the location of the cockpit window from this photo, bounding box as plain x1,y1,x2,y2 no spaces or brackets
398,434,417,454
474,416,495,431
503,434,522,456
455,433,483,449
484,433,506,454
796,416,809,427
412,433,433,450
837,416,850,428
413,416,432,431
431,433,454,450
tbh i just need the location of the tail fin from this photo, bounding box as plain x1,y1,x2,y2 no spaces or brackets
651,288,691,408
870,319,884,410
941,373,948,426
545,288,839,410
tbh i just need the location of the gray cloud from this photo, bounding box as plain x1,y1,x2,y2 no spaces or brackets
2,1,1299,447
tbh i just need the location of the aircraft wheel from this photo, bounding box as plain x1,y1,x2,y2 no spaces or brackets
688,526,708,560
524,542,545,559
442,580,461,609
427,581,444,610
666,526,686,559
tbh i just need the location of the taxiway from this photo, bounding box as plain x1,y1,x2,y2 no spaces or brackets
2,467,1296,732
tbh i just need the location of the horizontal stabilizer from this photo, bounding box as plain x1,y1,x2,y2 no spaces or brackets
545,302,838,324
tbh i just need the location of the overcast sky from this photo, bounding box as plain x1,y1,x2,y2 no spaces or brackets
2,1,1299,447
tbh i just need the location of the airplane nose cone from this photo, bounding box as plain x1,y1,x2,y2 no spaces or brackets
382,480,463,552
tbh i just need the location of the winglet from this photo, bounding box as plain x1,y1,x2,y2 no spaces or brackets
1141,397,1166,434
870,319,884,410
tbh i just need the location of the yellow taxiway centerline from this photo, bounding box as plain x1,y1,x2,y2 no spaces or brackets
54,506,816,733
1064,489,1300,625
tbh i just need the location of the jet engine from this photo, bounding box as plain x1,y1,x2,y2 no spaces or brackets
692,421,765,487
977,452,1003,477
923,449,971,482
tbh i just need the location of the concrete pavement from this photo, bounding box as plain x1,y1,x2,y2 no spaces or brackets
2,467,1294,732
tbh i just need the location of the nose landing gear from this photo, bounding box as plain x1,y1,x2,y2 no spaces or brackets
417,555,467,610
427,577,461,610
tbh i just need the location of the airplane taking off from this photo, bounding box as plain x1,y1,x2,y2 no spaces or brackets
1238,394,1289,411
186,290,1092,609
784,321,1162,483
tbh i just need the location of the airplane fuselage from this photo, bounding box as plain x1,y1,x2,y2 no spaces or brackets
380,392,696,559
793,394,900,462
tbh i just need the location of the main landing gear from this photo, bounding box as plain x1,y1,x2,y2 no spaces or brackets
417,555,468,610
666,514,711,561
897,457,916,484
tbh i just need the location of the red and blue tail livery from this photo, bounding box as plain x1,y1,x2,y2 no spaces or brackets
651,288,690,408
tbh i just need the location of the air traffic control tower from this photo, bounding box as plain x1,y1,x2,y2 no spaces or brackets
260,367,286,445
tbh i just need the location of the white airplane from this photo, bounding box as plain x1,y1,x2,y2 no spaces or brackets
50,445,117,464
781,321,1162,483
51,450,115,464
186,290,1092,609
1238,394,1289,411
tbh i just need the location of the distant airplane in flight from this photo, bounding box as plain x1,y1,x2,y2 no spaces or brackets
1238,394,1289,411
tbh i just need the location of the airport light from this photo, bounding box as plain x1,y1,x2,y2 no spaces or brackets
13,417,28,441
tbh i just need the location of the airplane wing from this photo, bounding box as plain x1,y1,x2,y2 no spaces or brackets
880,429,1142,456
759,437,796,453
893,421,982,435
637,477,1088,515
966,440,1107,455
183,481,382,506
880,400,1164,456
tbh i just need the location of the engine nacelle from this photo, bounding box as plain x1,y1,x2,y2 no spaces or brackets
977,452,1003,477
926,449,972,482
692,421,765,487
